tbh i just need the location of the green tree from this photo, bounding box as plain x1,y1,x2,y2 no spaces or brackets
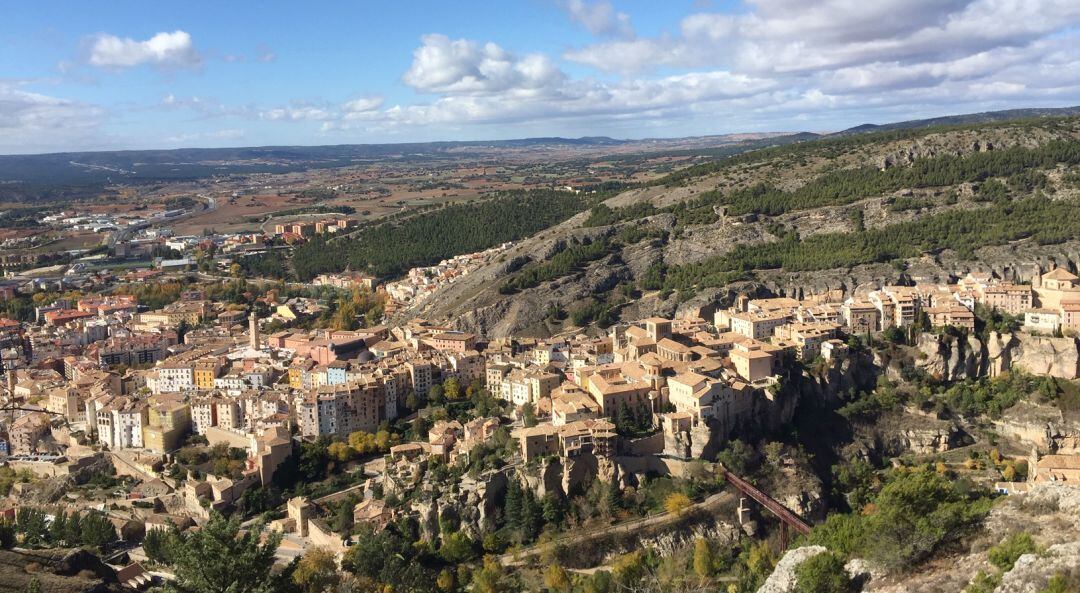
988,532,1038,572
0,521,14,549
80,512,118,549
16,507,49,547
166,512,282,593
472,556,513,593
795,552,853,593
440,531,477,564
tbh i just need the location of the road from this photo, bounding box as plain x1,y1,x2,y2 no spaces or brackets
498,489,735,568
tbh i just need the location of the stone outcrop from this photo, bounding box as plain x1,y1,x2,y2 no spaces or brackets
414,469,507,540
756,546,828,593
914,331,1080,382
996,542,1080,593
996,401,1080,454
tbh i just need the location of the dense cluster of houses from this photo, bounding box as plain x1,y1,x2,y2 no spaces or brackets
0,261,1079,546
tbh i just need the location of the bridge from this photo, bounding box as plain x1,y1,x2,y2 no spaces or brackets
722,469,811,549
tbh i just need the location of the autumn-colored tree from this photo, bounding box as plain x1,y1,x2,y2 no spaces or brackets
664,492,692,516
693,537,713,579
544,565,572,593
1002,463,1017,482
327,441,355,463
293,547,339,593
435,568,455,592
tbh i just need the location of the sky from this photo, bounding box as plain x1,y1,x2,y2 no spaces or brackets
1,0,1079,154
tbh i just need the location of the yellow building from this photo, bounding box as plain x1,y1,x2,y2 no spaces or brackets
143,401,192,453
193,358,222,390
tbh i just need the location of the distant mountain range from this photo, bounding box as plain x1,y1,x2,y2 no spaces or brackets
0,105,1076,193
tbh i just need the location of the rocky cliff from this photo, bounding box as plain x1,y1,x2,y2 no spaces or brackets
912,331,1080,381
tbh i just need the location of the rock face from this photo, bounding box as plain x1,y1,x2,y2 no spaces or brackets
996,401,1080,454
996,542,1080,593
756,546,828,593
1010,334,1080,379
413,470,508,541
914,331,1080,382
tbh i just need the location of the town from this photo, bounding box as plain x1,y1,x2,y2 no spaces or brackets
0,239,1078,589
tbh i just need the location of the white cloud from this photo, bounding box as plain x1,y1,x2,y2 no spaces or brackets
563,0,634,39
259,105,333,121
87,30,201,69
0,83,107,153
402,34,564,95
564,0,1080,75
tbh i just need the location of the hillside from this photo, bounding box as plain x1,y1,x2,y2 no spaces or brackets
398,115,1080,337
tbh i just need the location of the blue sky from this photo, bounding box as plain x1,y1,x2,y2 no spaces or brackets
1,0,1078,154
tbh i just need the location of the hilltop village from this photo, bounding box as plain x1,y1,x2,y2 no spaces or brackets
0,247,1079,588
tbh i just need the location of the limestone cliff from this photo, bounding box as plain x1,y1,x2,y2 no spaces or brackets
913,331,1080,382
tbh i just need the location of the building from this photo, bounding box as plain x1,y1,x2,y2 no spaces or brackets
924,305,976,331
1023,309,1062,335
9,412,51,454
143,401,192,453
843,300,880,334
517,418,617,460
298,382,387,438
980,283,1033,316
667,372,726,423
730,342,773,383
427,332,477,353
729,310,789,340
1031,453,1080,484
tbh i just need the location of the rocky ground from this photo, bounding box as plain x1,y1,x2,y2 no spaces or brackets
758,483,1080,593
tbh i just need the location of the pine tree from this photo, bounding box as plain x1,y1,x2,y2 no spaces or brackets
165,512,281,593
521,489,542,541
504,481,522,531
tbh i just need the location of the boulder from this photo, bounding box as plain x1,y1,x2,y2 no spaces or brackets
756,546,828,593
995,541,1080,593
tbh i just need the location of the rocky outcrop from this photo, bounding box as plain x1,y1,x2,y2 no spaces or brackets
1010,334,1080,379
415,470,508,540
868,483,1080,592
756,546,828,593
914,331,1080,382
996,401,1080,453
996,542,1080,593
0,548,123,593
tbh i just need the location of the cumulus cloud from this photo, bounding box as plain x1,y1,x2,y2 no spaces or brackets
563,0,634,39
314,1,1079,139
402,34,564,95
87,30,201,69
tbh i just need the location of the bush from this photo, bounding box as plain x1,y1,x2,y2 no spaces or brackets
988,532,1038,572
806,469,992,570
795,551,854,593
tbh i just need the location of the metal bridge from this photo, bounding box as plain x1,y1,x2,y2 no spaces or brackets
723,469,811,549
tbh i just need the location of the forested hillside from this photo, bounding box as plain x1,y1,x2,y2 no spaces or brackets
290,189,609,280
408,115,1080,338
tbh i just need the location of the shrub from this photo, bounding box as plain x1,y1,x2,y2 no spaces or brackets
988,532,1038,572
795,551,854,593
